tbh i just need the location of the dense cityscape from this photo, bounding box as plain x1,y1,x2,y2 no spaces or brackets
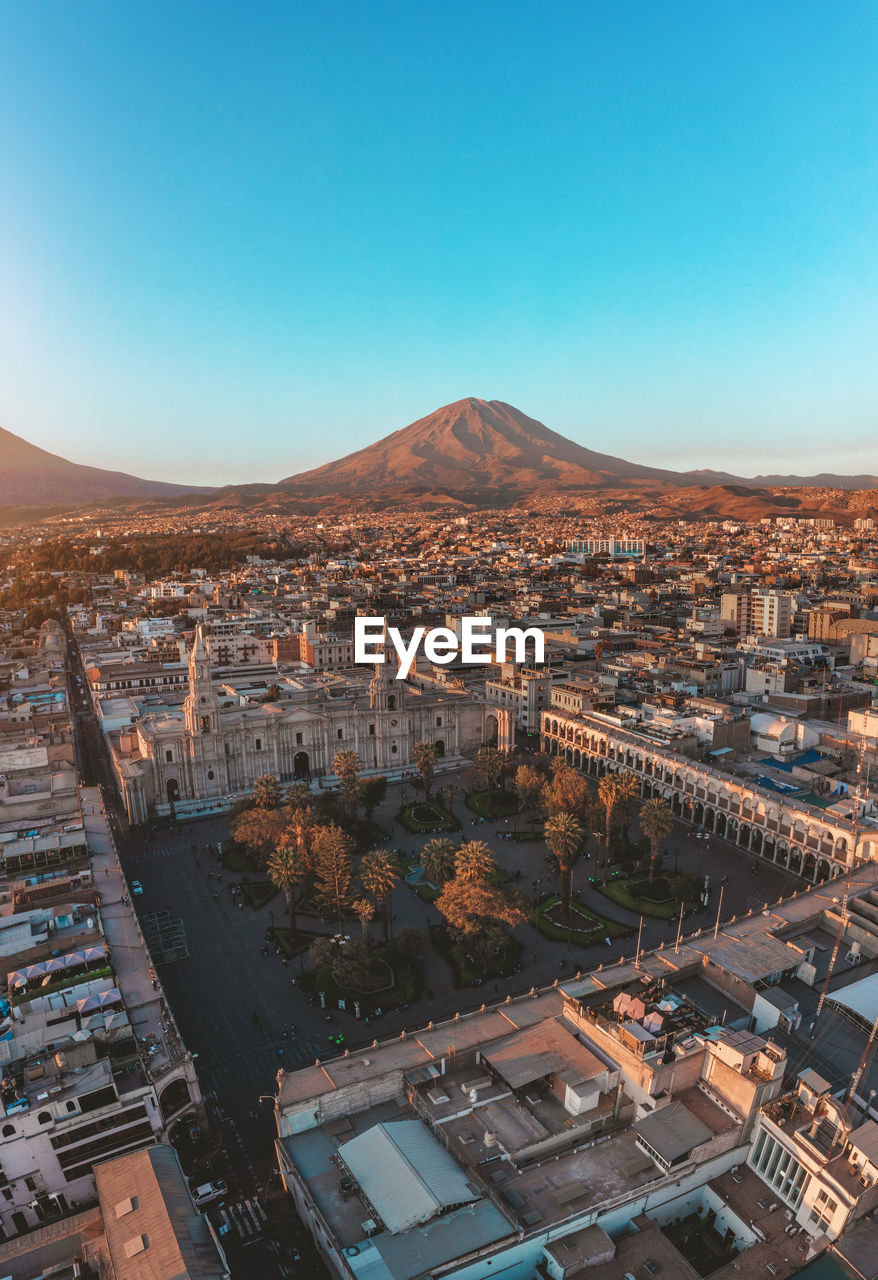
0,498,877,1279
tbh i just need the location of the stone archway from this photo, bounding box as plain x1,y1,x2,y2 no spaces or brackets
166,778,179,803
159,1077,191,1122
293,751,310,779
434,739,446,757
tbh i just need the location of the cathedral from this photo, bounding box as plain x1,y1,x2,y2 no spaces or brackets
108,626,513,823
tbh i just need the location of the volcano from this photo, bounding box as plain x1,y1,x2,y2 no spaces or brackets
280,397,691,503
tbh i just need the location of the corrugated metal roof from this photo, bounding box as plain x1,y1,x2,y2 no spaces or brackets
340,1120,478,1235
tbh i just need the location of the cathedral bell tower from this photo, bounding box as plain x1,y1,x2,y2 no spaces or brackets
184,625,219,736
369,645,404,713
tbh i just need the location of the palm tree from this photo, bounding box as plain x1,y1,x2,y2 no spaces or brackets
473,746,504,794
640,797,673,882
351,896,374,942
360,849,399,941
253,773,282,809
332,749,362,819
266,836,306,938
454,840,497,884
412,741,439,802
283,781,312,811
545,811,582,915
420,837,457,885
598,773,620,884
615,772,640,843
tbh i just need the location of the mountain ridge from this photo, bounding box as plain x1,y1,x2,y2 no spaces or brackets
0,424,215,507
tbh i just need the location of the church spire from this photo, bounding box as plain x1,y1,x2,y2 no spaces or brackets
184,624,219,735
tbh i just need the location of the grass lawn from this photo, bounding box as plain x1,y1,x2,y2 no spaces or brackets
429,924,522,988
301,939,423,1014
271,926,325,960
238,880,279,910
398,801,459,833
533,895,627,945
221,844,253,873
465,790,520,820
596,872,700,919
355,819,389,849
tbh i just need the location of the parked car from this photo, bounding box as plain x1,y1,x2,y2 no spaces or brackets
192,1179,227,1207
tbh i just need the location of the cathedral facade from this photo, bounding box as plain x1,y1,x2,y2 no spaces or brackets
109,627,513,823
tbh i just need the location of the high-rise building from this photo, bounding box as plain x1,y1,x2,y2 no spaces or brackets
569,536,645,558
721,589,792,638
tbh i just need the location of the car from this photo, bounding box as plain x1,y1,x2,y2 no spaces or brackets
130,880,143,896
192,1179,227,1207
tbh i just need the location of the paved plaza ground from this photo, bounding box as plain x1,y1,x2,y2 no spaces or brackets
121,773,802,1118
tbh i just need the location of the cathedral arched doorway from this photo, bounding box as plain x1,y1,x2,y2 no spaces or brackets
166,778,179,803
293,752,310,779
485,715,499,747
434,740,445,757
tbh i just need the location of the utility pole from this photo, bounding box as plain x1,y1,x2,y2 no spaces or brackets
713,884,725,940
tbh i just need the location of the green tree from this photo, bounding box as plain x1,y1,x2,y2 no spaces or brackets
313,824,355,926
332,749,363,819
598,774,620,884
473,746,504,794
266,835,307,938
454,840,497,884
514,764,545,834
412,741,439,802
640,796,673,882
252,773,282,810
360,775,388,820
544,811,583,915
420,837,457,886
351,896,374,942
283,781,312,811
435,877,527,935
542,761,590,819
360,849,399,941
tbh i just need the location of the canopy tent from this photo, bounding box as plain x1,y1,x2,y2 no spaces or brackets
339,1120,479,1235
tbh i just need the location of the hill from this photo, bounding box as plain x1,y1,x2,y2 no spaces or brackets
0,425,213,506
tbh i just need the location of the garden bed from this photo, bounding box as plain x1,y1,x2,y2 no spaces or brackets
533,895,627,945
271,926,326,960
596,872,700,919
429,924,522,988
301,939,422,1013
465,790,520,820
237,880,279,910
398,801,459,833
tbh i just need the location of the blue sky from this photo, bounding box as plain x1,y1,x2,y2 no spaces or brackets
1,2,876,485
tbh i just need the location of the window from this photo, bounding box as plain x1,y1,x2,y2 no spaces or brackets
1,1189,11,1202
369,724,375,736
207,770,214,781
337,729,343,740
436,716,442,726
165,750,172,764
391,744,397,754
37,1112,52,1125
255,738,262,750
65,1102,76,1113
25,1177,36,1191
296,732,303,745
1,1124,13,1136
